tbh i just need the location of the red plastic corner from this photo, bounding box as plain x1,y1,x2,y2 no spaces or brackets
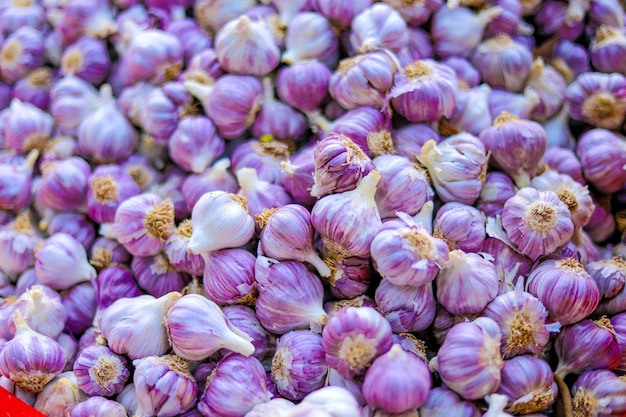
0,387,45,417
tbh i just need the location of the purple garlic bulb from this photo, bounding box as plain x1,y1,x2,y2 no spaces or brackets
446,84,493,137
388,59,458,124
567,72,626,130
0,27,45,83
471,35,533,93
417,133,488,205
34,233,96,291
496,355,557,414
236,167,293,217
312,171,382,258
324,254,372,300
276,61,332,113
419,386,480,417
33,371,86,416
164,220,204,277
0,311,65,393
99,292,181,360
9,285,66,339
437,250,499,315
322,306,392,380
479,112,547,188
131,253,190,298
70,396,127,417
215,15,280,76
430,317,503,400
433,202,486,253
555,316,622,378
198,354,273,417
168,116,225,174
232,138,290,185
330,106,394,158
525,58,567,123
0,212,43,278
86,165,142,224
112,193,175,257
311,133,375,198
530,171,595,231
591,256,626,315
36,157,91,212
4,99,53,154
223,305,276,361
590,25,626,75
271,330,327,400
255,256,328,334
374,278,436,333
73,345,130,396
181,159,238,211
202,249,257,306
94,264,142,313
282,12,338,66
258,205,330,278
576,129,626,195
252,81,307,142
47,212,95,249
501,188,574,261
488,88,540,120
0,150,38,211
349,3,408,54
166,294,254,360
571,370,626,417
310,0,372,29
526,257,600,326
329,52,397,111
363,344,431,413
370,212,449,287
373,154,433,220
282,145,317,206
60,37,110,85
133,355,198,417
432,5,502,58
187,191,255,258
484,290,560,358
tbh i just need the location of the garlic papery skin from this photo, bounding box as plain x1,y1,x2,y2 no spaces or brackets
258,205,330,278
590,25,626,76
388,59,458,124
526,58,567,123
199,354,274,417
433,202,486,253
530,171,595,230
429,317,503,400
255,256,328,334
501,188,574,261
324,254,372,300
163,219,205,277
73,345,129,397
484,290,558,358
370,212,449,287
436,250,499,315
202,249,257,306
182,159,239,211
526,257,600,326
98,292,181,360
488,87,540,121
310,133,375,199
34,371,86,416
312,170,382,258
0,311,65,393
9,284,67,339
292,386,362,417
34,233,97,291
362,344,432,413
496,355,557,414
445,84,492,137
375,279,436,333
322,306,392,380
349,3,408,54
417,134,487,205
133,354,198,417
479,112,547,188
244,398,295,417
282,12,338,66
271,330,328,400
590,257,626,315
187,191,255,258
166,294,254,361
571,370,626,417
419,386,480,417
111,193,175,257
555,316,622,378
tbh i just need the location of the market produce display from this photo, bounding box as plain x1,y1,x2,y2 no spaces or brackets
0,0,625,416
